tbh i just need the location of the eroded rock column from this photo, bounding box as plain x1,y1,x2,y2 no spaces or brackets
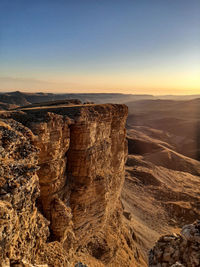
66,104,128,244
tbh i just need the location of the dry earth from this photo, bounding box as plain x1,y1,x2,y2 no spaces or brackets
122,99,200,263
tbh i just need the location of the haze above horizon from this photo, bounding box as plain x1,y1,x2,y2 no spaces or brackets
0,0,200,94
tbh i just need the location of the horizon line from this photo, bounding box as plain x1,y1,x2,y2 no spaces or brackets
0,90,200,97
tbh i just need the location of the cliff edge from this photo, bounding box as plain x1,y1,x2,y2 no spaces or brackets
0,104,145,266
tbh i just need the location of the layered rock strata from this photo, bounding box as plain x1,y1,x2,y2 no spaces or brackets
149,220,200,267
0,104,145,266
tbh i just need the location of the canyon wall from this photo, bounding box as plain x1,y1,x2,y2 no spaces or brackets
0,104,145,266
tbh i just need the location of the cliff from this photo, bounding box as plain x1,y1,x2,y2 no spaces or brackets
0,104,145,266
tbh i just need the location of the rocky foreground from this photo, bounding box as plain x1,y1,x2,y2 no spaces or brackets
0,103,146,266
149,220,200,267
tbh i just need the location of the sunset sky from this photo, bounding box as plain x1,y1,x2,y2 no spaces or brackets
0,0,200,94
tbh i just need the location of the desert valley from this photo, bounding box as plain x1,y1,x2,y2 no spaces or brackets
0,91,199,266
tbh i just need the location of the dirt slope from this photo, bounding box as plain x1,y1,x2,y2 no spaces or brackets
122,99,200,263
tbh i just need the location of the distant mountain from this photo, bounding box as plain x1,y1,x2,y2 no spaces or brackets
157,94,200,100
0,91,156,108
0,101,19,110
0,91,200,109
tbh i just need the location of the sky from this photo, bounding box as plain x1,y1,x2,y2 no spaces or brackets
0,0,200,95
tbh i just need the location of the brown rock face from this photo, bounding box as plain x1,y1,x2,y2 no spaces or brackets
16,105,127,243
0,104,145,266
27,112,72,222
66,105,127,243
0,119,49,266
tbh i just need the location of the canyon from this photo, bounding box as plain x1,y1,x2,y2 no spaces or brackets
0,95,200,267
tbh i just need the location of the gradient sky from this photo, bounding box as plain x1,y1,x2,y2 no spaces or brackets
0,0,200,94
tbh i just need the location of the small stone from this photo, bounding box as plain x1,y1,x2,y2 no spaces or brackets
171,262,185,267
172,250,180,261
163,236,176,242
75,263,88,267
164,246,175,254
162,252,171,262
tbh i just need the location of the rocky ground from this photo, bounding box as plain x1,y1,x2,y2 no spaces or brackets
149,220,200,266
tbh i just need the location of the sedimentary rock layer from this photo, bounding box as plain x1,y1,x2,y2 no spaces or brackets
0,104,145,266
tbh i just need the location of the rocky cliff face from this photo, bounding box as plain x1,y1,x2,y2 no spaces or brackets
0,104,145,266
0,117,70,267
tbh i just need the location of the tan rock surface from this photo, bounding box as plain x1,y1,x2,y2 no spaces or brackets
0,104,145,266
0,118,49,265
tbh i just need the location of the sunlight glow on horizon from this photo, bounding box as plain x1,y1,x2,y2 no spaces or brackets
1,71,200,95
